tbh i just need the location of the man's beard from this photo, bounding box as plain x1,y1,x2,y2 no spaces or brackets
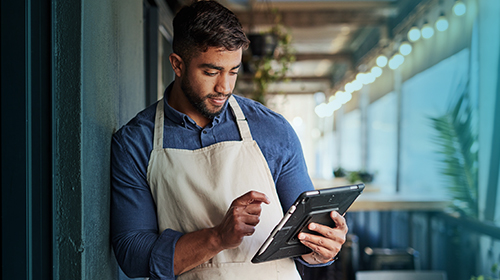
181,77,231,120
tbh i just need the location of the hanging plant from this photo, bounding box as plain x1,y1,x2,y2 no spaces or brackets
248,10,295,104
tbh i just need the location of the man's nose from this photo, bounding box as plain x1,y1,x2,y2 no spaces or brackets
215,75,232,95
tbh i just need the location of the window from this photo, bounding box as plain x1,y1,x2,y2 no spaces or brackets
399,48,470,197
368,92,398,193
341,109,362,172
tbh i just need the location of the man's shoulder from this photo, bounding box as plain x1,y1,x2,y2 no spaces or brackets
232,95,296,147
113,101,158,145
232,95,288,125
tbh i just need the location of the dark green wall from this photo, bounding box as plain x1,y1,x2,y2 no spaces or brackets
52,0,84,278
82,0,146,278
53,0,146,278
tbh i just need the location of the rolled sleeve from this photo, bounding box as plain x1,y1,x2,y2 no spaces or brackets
149,229,184,280
295,256,335,267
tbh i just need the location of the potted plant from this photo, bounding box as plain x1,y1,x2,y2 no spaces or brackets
246,11,295,104
429,81,478,219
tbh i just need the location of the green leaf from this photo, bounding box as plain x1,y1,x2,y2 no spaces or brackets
429,81,478,218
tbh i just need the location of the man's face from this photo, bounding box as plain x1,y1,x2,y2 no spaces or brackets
180,47,242,119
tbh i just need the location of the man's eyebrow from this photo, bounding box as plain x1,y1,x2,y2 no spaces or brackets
231,63,242,71
200,63,241,71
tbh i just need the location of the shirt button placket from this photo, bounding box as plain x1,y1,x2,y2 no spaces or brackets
200,129,208,147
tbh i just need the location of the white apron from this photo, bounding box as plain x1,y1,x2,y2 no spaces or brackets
147,96,301,280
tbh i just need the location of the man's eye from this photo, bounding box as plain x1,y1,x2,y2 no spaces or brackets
230,71,239,75
204,71,217,76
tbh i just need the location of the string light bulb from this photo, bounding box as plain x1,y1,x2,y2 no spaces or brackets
371,66,383,77
408,26,421,42
453,0,466,16
345,82,354,94
421,21,434,39
336,91,352,105
352,80,363,91
364,72,376,84
435,13,449,31
356,72,365,81
399,42,412,56
389,54,405,70
376,55,388,67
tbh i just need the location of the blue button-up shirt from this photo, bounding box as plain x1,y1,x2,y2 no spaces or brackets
111,86,316,279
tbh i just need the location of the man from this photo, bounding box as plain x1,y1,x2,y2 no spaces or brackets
111,1,347,279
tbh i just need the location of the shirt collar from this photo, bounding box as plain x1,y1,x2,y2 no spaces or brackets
162,82,228,129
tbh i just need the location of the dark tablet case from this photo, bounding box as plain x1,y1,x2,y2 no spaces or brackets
251,183,365,263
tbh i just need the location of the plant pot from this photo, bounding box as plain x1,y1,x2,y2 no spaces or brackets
248,33,278,57
358,171,373,183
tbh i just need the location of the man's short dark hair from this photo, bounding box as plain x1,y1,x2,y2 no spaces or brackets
172,0,250,62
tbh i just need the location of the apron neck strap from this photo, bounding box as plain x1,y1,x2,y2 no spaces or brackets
153,99,165,150
153,96,253,150
228,95,252,141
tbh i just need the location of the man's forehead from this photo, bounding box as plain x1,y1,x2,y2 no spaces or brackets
192,47,242,66
204,46,242,55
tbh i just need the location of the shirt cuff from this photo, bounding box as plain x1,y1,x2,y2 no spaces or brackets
149,229,184,280
295,256,335,267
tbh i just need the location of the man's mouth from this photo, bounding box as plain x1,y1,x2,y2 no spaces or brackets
207,94,231,106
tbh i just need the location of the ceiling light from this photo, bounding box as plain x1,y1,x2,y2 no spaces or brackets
352,80,363,91
399,42,412,56
344,82,354,94
356,72,370,85
453,0,466,16
408,26,421,42
328,99,342,111
340,92,352,104
376,55,388,67
364,72,376,84
435,14,449,31
315,103,329,118
336,91,352,104
324,104,335,117
421,22,434,39
356,72,365,82
371,66,383,77
389,54,405,70
357,72,375,85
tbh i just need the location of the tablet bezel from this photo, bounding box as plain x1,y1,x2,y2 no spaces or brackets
251,183,365,264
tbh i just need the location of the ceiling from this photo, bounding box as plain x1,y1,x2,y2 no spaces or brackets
167,0,426,96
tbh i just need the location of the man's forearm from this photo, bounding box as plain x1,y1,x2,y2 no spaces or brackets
173,191,269,275
173,227,223,275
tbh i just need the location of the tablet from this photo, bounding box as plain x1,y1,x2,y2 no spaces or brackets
251,183,365,263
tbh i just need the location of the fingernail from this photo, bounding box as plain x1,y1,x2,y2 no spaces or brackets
309,223,316,230
298,233,306,240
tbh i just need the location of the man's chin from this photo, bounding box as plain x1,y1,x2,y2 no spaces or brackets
200,105,223,119
202,99,228,118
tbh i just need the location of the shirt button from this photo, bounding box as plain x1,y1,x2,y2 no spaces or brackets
203,130,207,134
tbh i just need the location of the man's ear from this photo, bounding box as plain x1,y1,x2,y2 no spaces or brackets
169,53,184,78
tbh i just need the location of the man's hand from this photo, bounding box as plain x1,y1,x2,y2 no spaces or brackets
173,191,270,275
299,211,348,264
213,191,270,250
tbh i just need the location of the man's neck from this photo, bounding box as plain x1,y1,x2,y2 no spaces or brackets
167,81,211,128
